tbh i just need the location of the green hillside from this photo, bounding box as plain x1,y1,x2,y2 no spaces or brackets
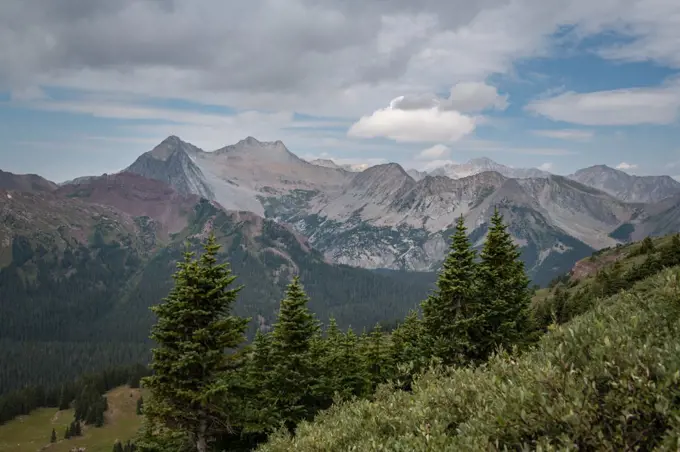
0,386,145,452
260,264,680,451
0,193,435,397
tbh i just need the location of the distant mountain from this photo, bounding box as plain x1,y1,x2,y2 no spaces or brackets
309,158,370,172
0,174,435,392
56,172,201,237
59,135,680,286
569,164,680,203
0,169,58,192
406,169,428,181
263,169,628,284
309,158,346,170
125,135,214,200
429,157,550,180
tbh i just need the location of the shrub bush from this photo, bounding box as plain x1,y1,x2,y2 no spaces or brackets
260,268,680,451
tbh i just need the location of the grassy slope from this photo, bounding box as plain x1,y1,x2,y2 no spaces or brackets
260,239,680,451
0,386,146,452
532,234,674,303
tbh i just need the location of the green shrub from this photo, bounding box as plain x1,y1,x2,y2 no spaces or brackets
260,268,680,451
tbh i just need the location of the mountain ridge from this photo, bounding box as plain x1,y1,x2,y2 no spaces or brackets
13,134,680,287
569,164,680,203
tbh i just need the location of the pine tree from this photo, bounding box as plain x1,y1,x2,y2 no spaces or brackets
475,209,534,361
338,328,366,399
363,323,392,391
141,234,250,452
641,236,655,254
74,420,82,436
661,234,680,267
390,310,427,388
58,384,70,410
243,330,276,433
136,396,143,415
64,426,70,440
421,214,479,365
113,441,124,452
50,428,56,443
268,276,321,432
316,318,343,405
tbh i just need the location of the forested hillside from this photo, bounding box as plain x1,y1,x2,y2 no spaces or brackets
0,186,434,398
132,213,680,451
263,266,680,451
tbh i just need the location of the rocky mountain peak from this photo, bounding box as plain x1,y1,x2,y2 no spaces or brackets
310,158,342,169
429,157,550,180
349,163,415,199
570,165,680,203
0,169,58,193
125,138,214,199
148,135,201,161
214,136,298,163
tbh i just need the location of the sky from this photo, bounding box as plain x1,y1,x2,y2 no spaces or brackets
1,0,680,182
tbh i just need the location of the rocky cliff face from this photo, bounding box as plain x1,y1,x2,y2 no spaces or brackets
569,165,680,203
125,135,214,200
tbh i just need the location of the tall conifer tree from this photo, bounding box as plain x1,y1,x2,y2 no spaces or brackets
142,234,249,452
268,276,321,432
421,215,479,365
476,209,533,360
390,310,427,386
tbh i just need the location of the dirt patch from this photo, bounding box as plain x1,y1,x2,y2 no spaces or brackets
571,252,624,281
104,386,141,424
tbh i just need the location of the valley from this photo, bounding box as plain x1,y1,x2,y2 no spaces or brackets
2,135,680,451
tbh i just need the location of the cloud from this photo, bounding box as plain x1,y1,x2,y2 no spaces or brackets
3,0,680,117
416,144,450,160
525,80,680,125
532,129,594,141
538,162,554,171
616,162,638,170
348,100,476,143
445,82,508,112
390,82,508,113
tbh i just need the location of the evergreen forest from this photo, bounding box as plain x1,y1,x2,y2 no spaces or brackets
4,210,680,451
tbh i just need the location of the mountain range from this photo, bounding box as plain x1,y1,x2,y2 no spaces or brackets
4,134,680,391
4,135,680,293
0,169,436,393
118,136,680,285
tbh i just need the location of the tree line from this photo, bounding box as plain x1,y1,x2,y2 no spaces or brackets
0,363,148,425
535,234,680,327
137,210,538,451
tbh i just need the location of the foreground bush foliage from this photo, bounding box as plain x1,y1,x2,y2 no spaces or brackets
260,268,680,451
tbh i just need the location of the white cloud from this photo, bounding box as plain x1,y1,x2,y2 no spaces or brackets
2,0,680,119
348,99,476,143
532,129,594,141
390,82,508,113
538,162,554,171
616,162,638,170
416,144,450,160
526,81,680,125
446,82,508,112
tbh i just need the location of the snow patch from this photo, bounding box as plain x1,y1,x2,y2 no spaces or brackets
193,158,265,216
